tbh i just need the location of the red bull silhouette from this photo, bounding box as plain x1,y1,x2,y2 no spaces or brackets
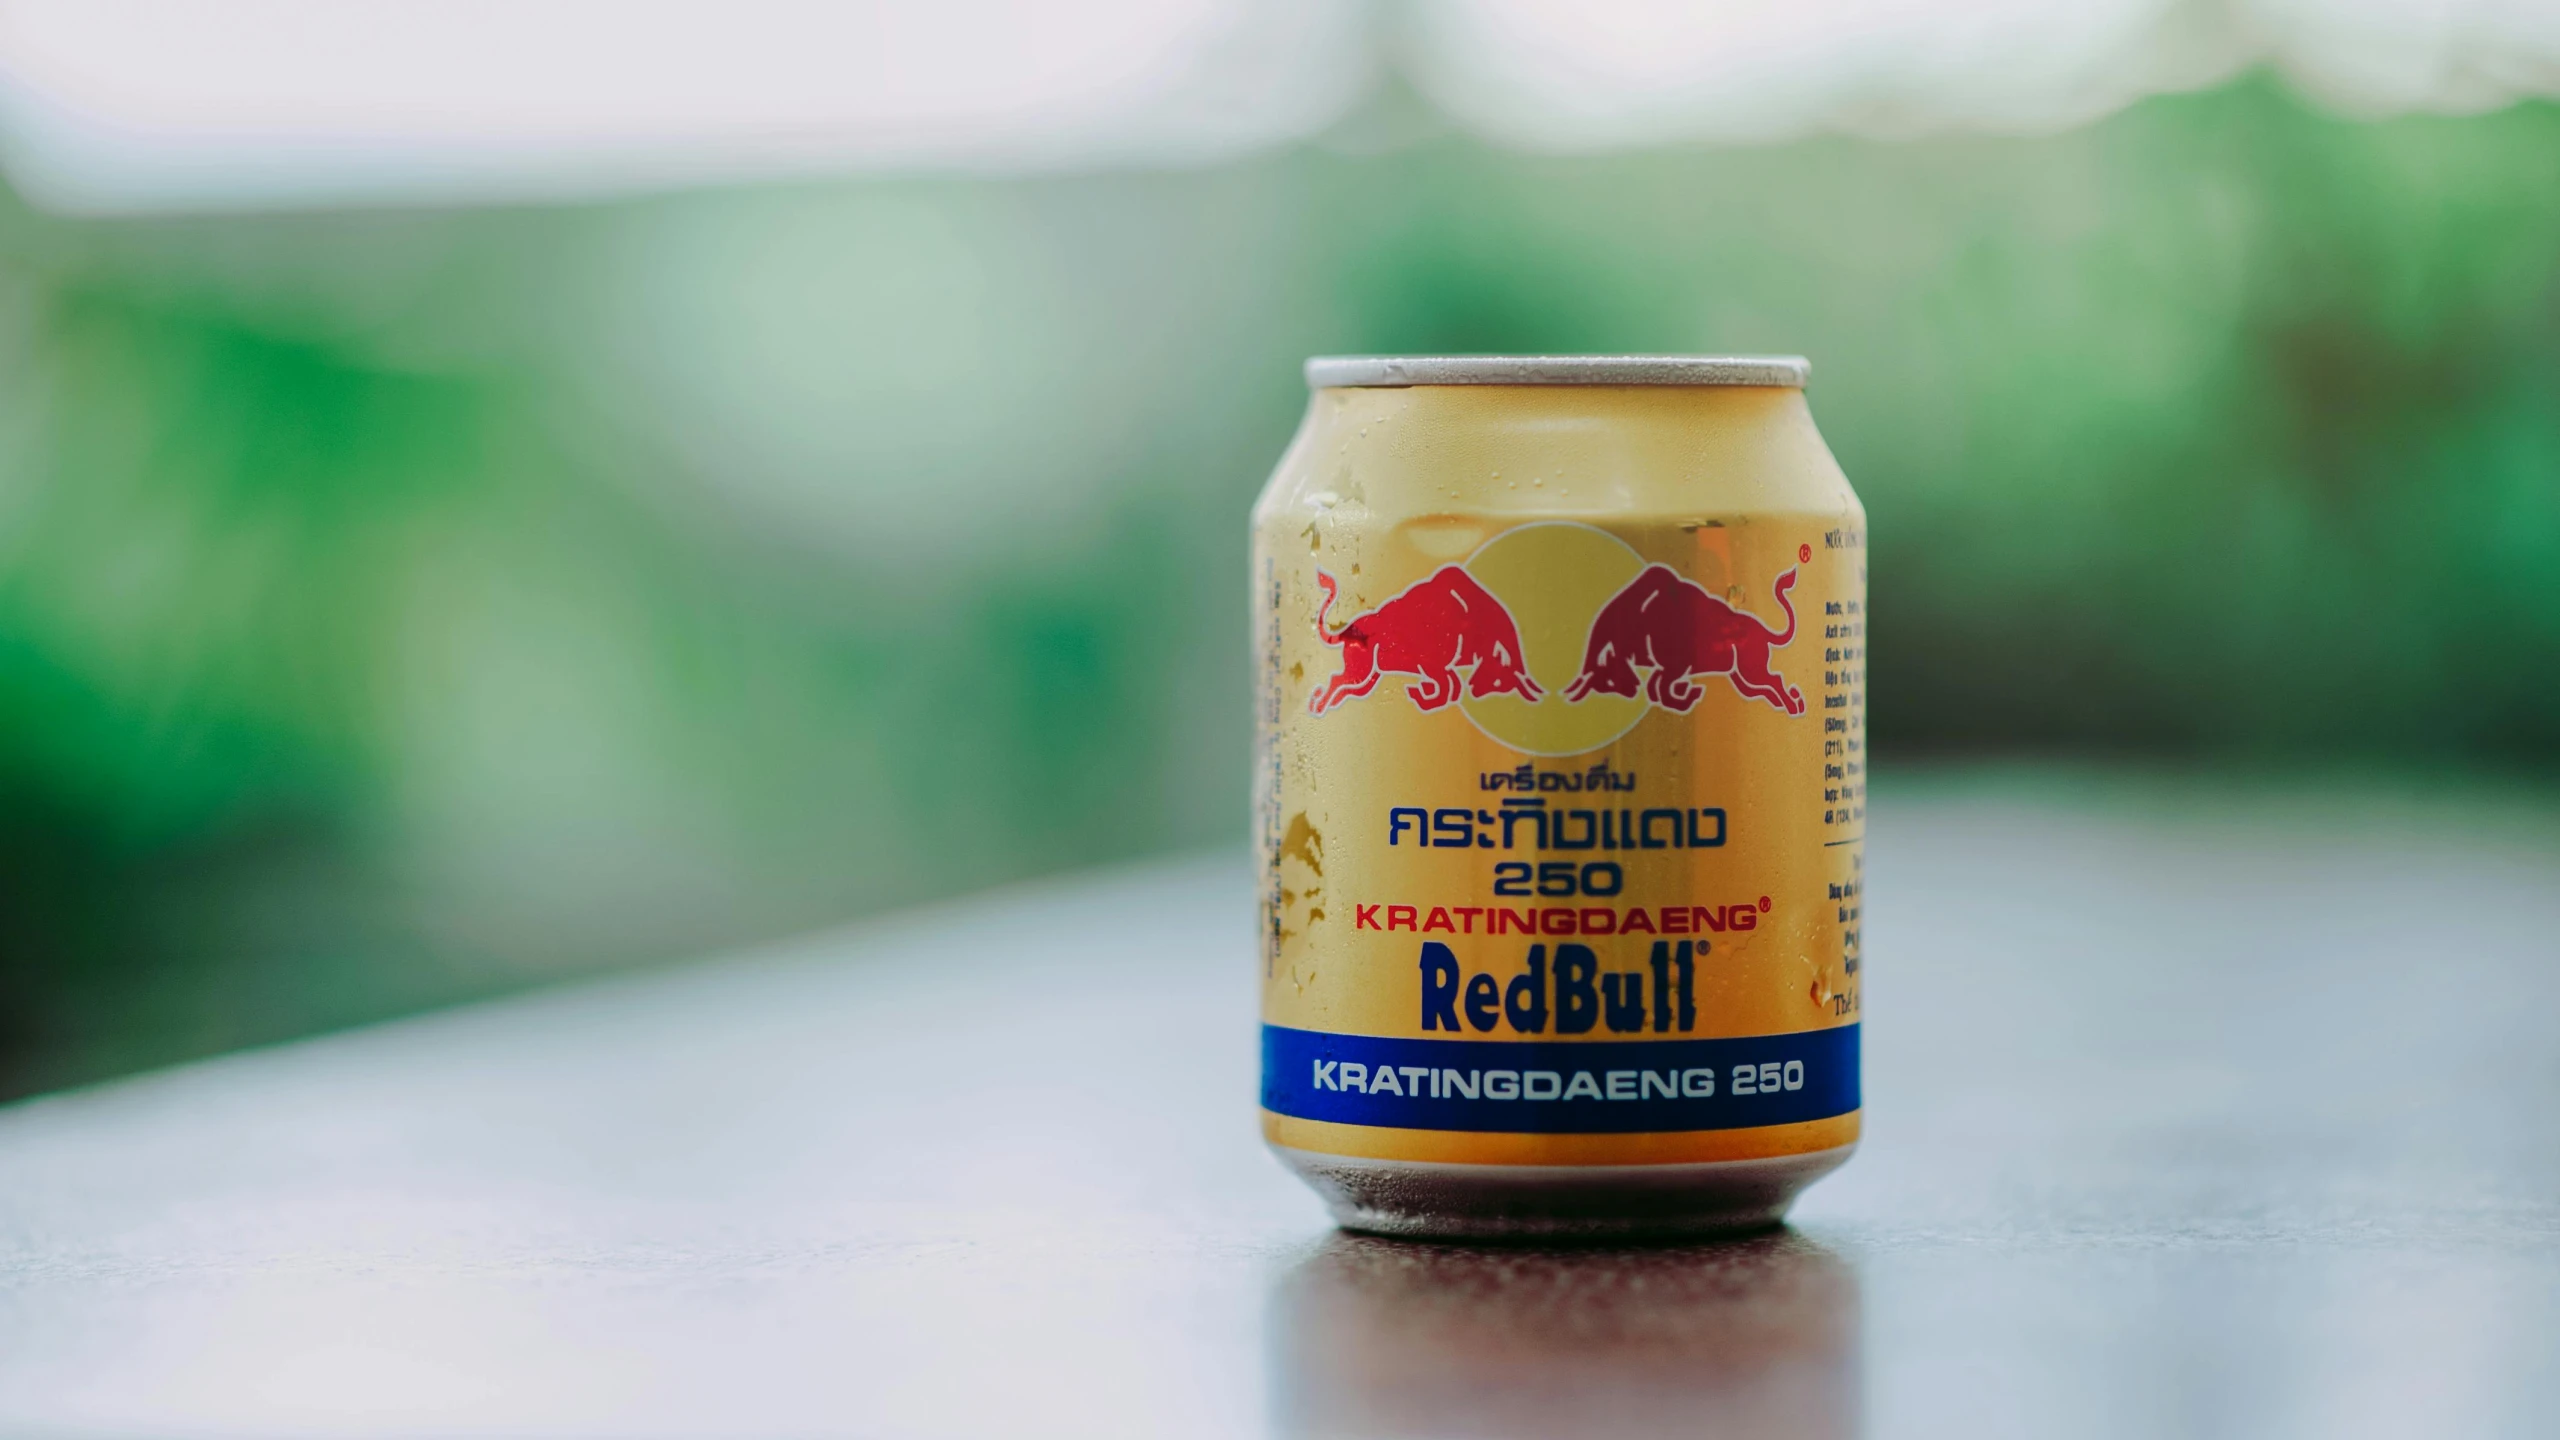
1309,567,1543,714
1563,565,1804,715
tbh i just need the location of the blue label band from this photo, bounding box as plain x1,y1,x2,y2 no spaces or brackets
1261,1023,1859,1134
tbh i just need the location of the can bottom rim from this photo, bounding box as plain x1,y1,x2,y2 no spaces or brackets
1272,1141,1857,1242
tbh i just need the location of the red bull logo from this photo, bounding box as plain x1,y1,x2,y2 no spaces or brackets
1309,568,1542,714
1308,523,1805,743
1563,565,1804,716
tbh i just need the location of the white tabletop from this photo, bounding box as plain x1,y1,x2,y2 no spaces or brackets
2,779,2555,1439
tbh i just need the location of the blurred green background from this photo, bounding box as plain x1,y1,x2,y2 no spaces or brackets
2,77,2555,1097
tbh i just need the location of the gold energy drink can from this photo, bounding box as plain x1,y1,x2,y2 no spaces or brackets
1253,355,1866,1239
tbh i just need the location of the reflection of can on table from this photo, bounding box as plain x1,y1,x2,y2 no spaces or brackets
1271,1231,1859,1439
1253,355,1868,1239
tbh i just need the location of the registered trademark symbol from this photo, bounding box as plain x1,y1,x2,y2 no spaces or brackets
1759,895,1773,911
1798,543,1812,563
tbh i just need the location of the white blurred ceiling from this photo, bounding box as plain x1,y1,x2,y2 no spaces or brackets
0,0,2554,213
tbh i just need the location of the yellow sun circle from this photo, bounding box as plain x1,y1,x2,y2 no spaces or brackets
1459,523,1650,757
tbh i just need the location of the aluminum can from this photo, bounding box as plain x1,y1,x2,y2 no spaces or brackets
1253,355,1866,1239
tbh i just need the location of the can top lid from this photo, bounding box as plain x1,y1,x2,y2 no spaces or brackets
1304,354,1810,389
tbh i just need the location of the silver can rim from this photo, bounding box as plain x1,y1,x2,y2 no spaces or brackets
1305,354,1810,389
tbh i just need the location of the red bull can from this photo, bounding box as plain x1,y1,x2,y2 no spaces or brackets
1254,355,1866,1238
